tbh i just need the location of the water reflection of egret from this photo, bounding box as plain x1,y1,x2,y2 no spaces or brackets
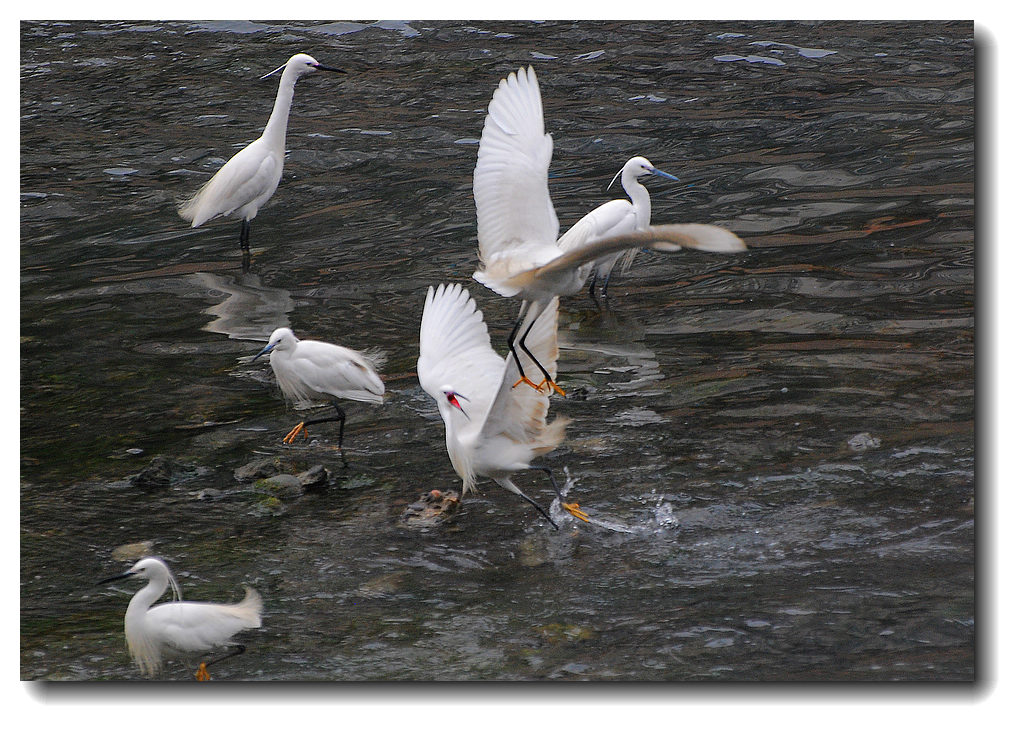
251,327,385,464
558,156,679,297
193,271,294,342
98,557,262,681
417,283,582,528
472,67,744,395
178,54,345,253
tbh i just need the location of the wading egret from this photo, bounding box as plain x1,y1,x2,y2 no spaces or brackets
98,556,262,681
557,156,679,297
417,283,569,527
251,327,385,465
178,53,345,253
472,67,745,395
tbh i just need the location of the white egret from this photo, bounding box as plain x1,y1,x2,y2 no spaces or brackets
472,66,745,395
557,156,679,297
178,53,345,253
98,556,262,681
251,327,385,465
417,282,571,527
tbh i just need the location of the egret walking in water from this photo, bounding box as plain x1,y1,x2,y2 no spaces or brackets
418,283,578,528
98,557,262,681
251,327,385,465
557,156,679,298
178,53,345,254
472,67,745,395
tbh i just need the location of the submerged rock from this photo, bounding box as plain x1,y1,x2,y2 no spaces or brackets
129,455,203,489
400,489,461,528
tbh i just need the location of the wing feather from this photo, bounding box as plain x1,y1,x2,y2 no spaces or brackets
473,67,560,271
417,283,504,424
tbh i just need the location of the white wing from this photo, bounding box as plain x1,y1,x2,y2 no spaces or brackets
536,223,746,282
481,297,566,452
280,342,385,405
179,139,281,226
417,283,505,424
473,66,560,273
147,588,262,653
557,199,636,254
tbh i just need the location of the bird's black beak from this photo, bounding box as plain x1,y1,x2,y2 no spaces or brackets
97,571,134,586
314,63,345,74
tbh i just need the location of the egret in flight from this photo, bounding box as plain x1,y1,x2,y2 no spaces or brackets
417,282,571,528
178,53,345,254
98,556,262,681
251,327,385,465
472,67,745,395
558,156,679,297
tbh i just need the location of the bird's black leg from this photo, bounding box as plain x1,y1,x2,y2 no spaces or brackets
290,403,349,466
239,219,251,252
530,465,560,493
507,310,531,385
516,487,558,529
195,645,246,681
516,316,565,396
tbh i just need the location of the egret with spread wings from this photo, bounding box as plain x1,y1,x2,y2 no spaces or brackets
417,282,573,527
472,66,745,395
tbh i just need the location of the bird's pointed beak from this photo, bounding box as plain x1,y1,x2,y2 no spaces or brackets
650,167,679,182
314,63,345,74
97,571,134,586
447,392,471,419
259,62,288,80
251,343,275,362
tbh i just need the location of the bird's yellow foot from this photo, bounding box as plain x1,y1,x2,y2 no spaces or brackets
539,378,567,398
195,663,211,681
283,422,308,444
512,375,543,391
562,502,590,522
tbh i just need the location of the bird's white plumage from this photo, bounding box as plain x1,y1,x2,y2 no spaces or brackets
558,155,676,285
260,327,385,409
471,67,745,337
417,283,567,502
109,557,262,678
178,53,337,234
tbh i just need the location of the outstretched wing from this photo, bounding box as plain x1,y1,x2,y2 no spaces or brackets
417,283,505,424
537,223,745,281
473,66,560,272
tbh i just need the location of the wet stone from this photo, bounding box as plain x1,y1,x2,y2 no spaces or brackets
298,464,333,492
400,489,461,528
129,455,203,489
253,474,304,500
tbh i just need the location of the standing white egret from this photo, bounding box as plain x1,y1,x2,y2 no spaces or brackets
98,556,262,681
557,156,679,298
178,53,345,253
472,66,745,395
417,282,571,527
251,327,385,465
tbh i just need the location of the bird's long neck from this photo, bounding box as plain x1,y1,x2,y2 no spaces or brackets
125,574,168,629
622,174,653,229
261,68,300,149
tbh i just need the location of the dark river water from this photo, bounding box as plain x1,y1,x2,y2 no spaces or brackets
21,20,974,681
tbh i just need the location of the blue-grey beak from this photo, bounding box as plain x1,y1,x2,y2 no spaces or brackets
649,167,679,182
251,343,275,363
314,63,345,74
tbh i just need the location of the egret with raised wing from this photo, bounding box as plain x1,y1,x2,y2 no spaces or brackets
557,156,679,297
251,327,385,465
418,282,576,528
472,67,745,395
178,53,344,254
98,556,262,681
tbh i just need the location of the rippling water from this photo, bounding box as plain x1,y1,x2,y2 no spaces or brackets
21,20,973,681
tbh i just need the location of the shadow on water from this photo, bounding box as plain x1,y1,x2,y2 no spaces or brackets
21,20,973,681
